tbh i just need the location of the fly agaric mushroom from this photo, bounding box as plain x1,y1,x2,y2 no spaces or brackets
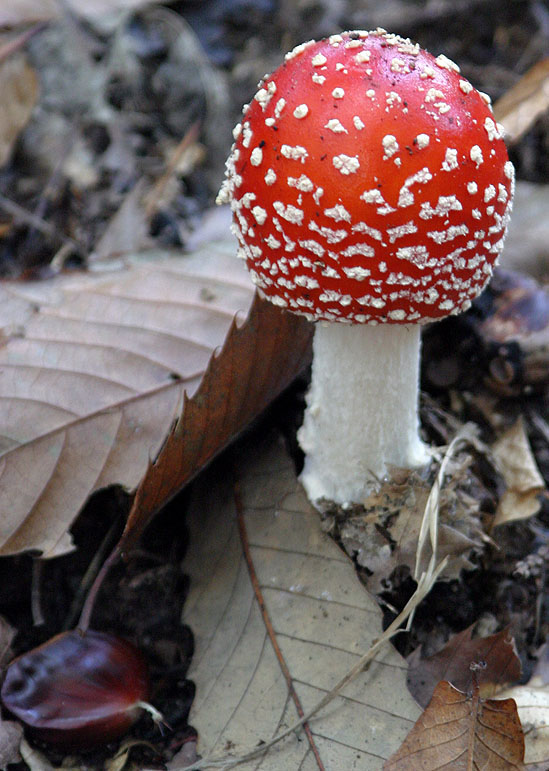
218,29,514,505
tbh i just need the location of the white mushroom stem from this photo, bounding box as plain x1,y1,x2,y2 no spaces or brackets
298,322,430,506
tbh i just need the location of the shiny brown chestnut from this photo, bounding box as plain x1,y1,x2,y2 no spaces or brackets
1,630,151,750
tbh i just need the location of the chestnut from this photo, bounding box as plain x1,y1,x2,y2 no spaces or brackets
1,630,151,750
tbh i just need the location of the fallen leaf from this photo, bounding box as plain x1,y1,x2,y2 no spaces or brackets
0,51,38,167
167,739,199,770
385,679,525,770
494,58,549,144
0,717,23,768
492,418,545,527
182,431,421,769
90,180,149,262
0,213,312,557
407,625,522,708
118,287,311,553
498,645,549,764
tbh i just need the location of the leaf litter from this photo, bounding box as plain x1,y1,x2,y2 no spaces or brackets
331,427,487,595
0,5,547,771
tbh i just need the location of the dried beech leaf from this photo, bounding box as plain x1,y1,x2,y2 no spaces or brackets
385,680,525,770
0,218,311,557
119,290,312,551
408,625,522,708
0,52,38,168
183,431,420,769
492,418,545,526
494,59,549,144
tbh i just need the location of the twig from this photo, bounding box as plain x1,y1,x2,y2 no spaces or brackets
31,559,45,627
0,193,81,251
77,545,122,633
0,24,47,64
64,513,123,631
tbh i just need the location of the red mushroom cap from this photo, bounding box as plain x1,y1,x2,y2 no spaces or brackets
219,29,515,324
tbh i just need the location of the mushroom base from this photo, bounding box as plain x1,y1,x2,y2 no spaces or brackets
298,322,430,506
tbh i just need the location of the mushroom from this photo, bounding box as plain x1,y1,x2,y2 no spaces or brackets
218,29,514,506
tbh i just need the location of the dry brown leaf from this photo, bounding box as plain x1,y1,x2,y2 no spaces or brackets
492,418,545,527
494,59,549,144
0,219,312,557
385,680,525,770
0,52,38,168
339,456,482,594
407,625,522,708
90,180,149,262
182,430,420,769
119,291,312,552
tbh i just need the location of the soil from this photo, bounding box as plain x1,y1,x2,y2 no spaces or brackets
1,0,549,768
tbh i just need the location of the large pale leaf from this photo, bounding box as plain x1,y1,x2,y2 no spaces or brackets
0,217,312,558
181,431,420,769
